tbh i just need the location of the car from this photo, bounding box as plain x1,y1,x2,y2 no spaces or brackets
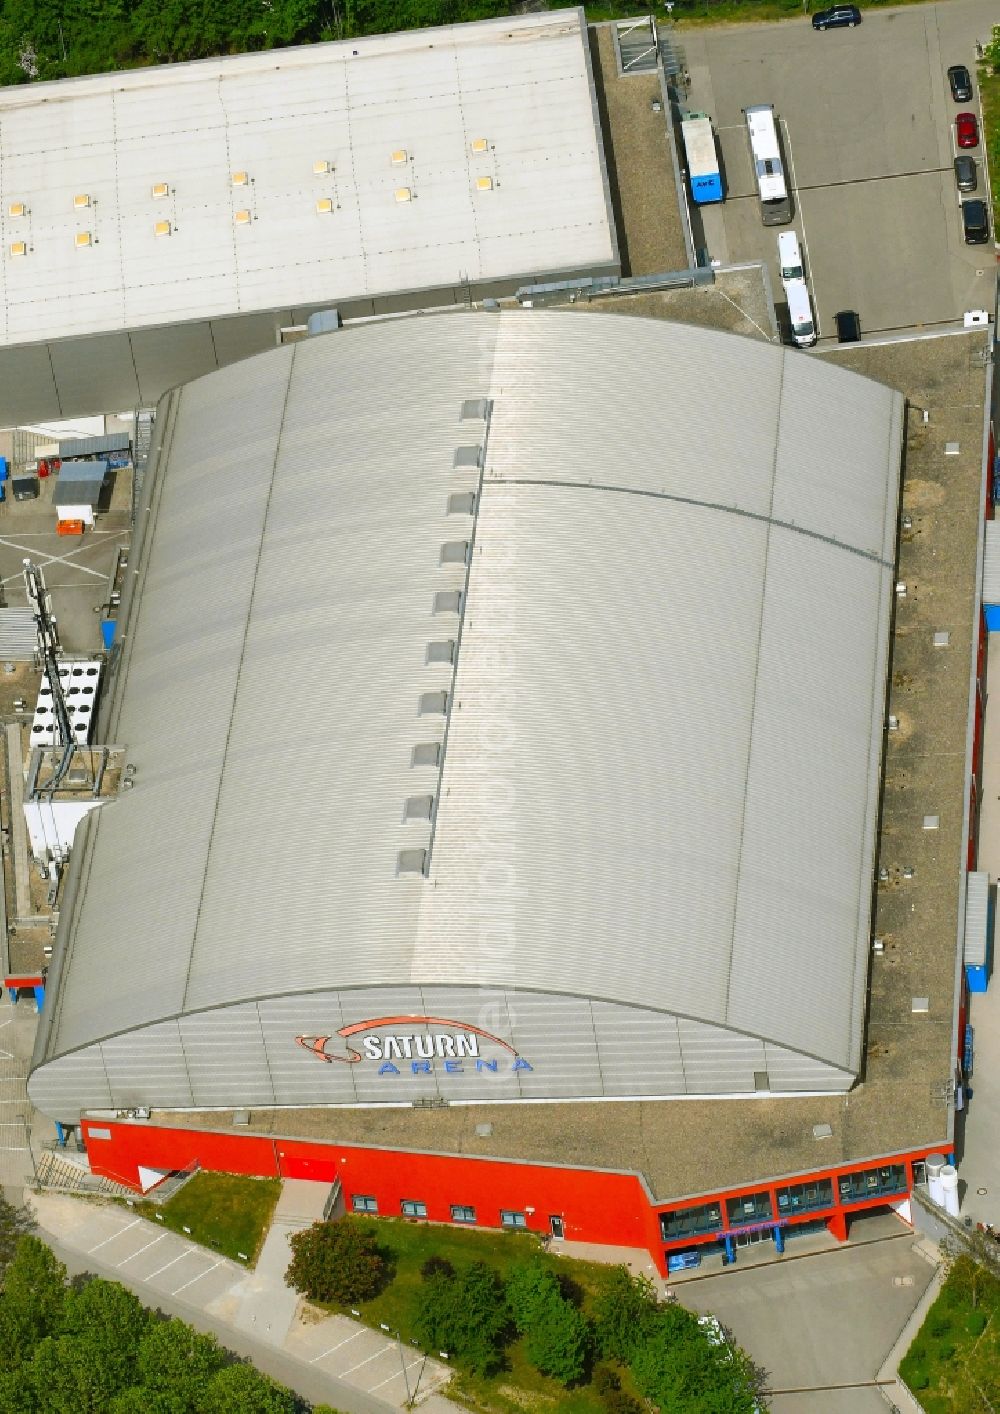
956,112,979,149
947,65,972,102
954,155,977,192
812,5,861,28
962,199,990,245
834,310,861,343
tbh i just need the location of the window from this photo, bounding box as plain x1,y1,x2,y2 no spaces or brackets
501,1210,527,1229
838,1165,906,1205
660,1201,723,1242
451,1205,476,1224
352,1195,378,1213
725,1191,773,1227
776,1178,833,1215
401,1200,427,1218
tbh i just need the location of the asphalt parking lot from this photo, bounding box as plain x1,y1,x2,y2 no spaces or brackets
681,0,996,339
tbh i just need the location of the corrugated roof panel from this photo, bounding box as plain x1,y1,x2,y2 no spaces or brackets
964,870,989,967
984,520,1000,605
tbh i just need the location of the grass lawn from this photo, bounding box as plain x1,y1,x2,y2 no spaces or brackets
129,1172,281,1265
898,1255,1000,1411
979,56,1000,230
311,1218,645,1414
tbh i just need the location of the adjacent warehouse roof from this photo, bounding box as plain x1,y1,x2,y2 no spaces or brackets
0,10,616,351
31,310,903,1113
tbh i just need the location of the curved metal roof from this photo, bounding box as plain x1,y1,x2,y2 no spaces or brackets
33,309,902,1086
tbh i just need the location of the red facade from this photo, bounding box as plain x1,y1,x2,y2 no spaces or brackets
82,1118,941,1275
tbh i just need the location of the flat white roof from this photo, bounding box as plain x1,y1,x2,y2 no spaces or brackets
0,10,616,346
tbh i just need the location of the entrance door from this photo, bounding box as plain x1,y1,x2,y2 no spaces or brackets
549,1216,565,1240
735,1228,766,1249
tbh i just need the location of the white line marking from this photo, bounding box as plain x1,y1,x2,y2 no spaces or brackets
145,1251,190,1280
342,1345,394,1377
0,535,108,583
368,1356,424,1392
89,1218,140,1253
172,1258,223,1295
115,1234,165,1267
779,117,821,337
310,1329,366,1362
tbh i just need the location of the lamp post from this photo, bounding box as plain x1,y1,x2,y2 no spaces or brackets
380,1324,413,1406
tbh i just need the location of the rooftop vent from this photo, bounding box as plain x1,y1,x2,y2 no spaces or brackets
9,241,26,258
888,715,899,731
475,176,494,192
812,1123,833,1140
411,742,441,767
448,492,476,516
151,182,170,200
453,446,482,471
911,996,929,1014
433,590,463,615
234,209,251,226
419,691,449,716
397,848,427,877
460,399,489,422
315,197,334,215
945,442,960,457
933,631,950,648
475,1122,493,1137
73,193,91,209
403,795,435,821
753,1071,770,1091
313,159,332,175
153,220,171,238
75,231,92,248
895,582,907,598
426,640,456,665
923,815,940,831
440,541,470,566
395,187,412,203
391,149,408,165
8,202,25,218
232,170,249,186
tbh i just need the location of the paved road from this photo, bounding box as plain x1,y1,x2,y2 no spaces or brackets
680,0,997,338
31,1192,454,1412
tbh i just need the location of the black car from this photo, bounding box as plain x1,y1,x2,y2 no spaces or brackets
834,310,861,343
812,5,861,29
947,64,972,102
954,155,977,193
961,199,990,245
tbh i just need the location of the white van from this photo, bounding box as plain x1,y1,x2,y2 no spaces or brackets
785,277,816,347
777,230,803,287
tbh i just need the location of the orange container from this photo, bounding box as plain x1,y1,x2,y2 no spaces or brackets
56,519,85,537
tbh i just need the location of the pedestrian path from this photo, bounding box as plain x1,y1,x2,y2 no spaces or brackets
30,1191,454,1410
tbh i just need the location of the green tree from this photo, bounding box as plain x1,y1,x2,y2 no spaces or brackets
593,1266,659,1362
61,1278,151,1395
523,1290,591,1385
0,1193,35,1278
505,1256,561,1332
199,1360,298,1412
135,1317,227,1408
413,1261,509,1375
286,1218,387,1304
0,1236,67,1370
631,1307,763,1414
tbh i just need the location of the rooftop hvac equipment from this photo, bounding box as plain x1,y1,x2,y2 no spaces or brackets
411,743,441,767
391,149,408,165
232,170,249,186
10,242,26,258
453,446,482,470
151,183,170,199
432,590,462,615
315,198,334,215
75,232,92,249
418,691,448,716
403,795,435,821
471,138,489,154
313,160,332,175
153,221,171,237
439,541,470,565
394,188,412,203
460,399,490,422
234,209,251,226
447,493,476,515
396,848,427,876
475,177,494,192
425,640,455,665
8,202,25,218
73,193,91,209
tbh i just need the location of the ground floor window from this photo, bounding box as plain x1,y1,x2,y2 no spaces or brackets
726,1190,773,1227
776,1177,833,1215
838,1164,906,1205
401,1200,426,1218
352,1194,378,1213
451,1204,476,1224
501,1210,527,1228
660,1200,723,1241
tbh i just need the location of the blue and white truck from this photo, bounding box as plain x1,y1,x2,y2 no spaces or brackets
680,114,723,205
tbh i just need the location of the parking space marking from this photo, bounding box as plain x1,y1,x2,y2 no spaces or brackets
310,1329,366,1363
89,1219,140,1253
368,1356,424,1393
342,1344,394,1377
115,1234,166,1267
145,1250,193,1281
172,1258,224,1295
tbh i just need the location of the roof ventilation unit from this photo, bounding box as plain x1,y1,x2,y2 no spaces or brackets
154,220,171,237
433,590,463,616
313,159,332,175
234,209,251,226
396,848,427,877
73,193,91,209
426,640,456,665
447,493,476,516
475,176,494,192
440,541,470,566
419,691,449,716
75,232,92,248
453,446,482,470
471,138,489,154
391,149,408,165
460,399,490,421
8,202,25,218
411,742,441,767
9,242,26,258
933,631,950,648
394,187,412,203
403,795,435,821
232,170,250,186
315,198,334,215
151,183,170,199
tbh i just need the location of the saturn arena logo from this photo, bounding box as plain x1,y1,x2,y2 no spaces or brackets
295,1016,533,1077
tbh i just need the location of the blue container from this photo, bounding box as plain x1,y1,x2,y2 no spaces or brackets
100,617,117,650
0,456,7,481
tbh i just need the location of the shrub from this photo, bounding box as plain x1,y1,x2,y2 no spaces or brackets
412,1261,510,1376
603,1391,644,1414
593,1364,621,1396
967,1309,988,1336
420,1255,454,1280
522,1290,591,1385
907,1364,930,1391
937,1341,956,1362
285,1219,387,1304
506,1258,563,1333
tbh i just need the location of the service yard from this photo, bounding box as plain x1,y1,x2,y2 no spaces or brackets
680,0,996,339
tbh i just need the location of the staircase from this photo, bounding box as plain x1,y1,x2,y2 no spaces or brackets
35,1147,136,1199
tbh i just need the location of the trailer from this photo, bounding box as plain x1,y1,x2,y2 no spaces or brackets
680,114,723,205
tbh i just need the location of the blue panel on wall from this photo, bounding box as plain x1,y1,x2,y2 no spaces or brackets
985,604,1000,632
100,618,117,650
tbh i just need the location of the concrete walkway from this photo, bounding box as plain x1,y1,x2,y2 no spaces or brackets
874,1240,944,1414
30,1191,454,1412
